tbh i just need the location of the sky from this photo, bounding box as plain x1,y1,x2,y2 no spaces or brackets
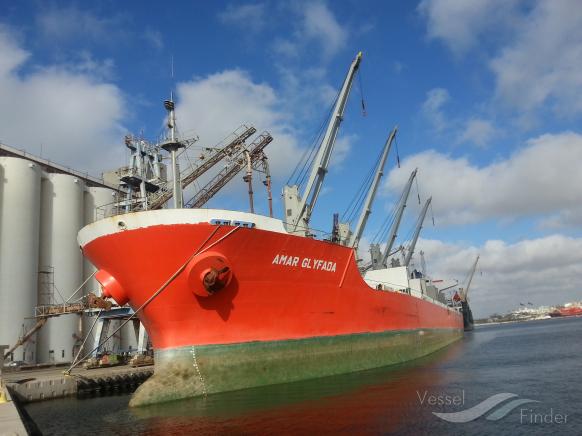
1,0,581,317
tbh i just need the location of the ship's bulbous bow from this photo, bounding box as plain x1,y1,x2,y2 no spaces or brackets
95,270,128,306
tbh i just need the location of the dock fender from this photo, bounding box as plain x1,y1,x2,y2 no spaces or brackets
95,270,129,306
186,251,233,297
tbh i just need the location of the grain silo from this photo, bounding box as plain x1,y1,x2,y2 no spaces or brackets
82,186,115,353
36,173,85,363
0,157,41,363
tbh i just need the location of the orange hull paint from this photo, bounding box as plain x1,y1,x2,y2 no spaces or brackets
81,221,463,350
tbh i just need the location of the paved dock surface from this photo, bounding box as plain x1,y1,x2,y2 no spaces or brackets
0,386,29,436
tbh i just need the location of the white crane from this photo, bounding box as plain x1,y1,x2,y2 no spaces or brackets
403,197,432,267
348,126,397,248
283,52,362,235
378,168,418,268
461,255,480,302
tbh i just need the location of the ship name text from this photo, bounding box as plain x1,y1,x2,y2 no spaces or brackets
271,254,337,272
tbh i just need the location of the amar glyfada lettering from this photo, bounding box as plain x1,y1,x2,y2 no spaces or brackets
271,254,337,272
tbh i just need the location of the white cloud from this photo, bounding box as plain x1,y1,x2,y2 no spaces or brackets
417,235,582,318
218,3,266,33
384,131,582,226
420,0,582,116
272,39,300,58
418,0,518,56
457,118,495,148
175,69,301,182
421,87,449,131
0,26,125,175
490,0,582,114
272,1,348,62
392,61,405,74
0,25,28,75
302,2,347,60
330,134,356,169
36,6,129,45
143,29,164,50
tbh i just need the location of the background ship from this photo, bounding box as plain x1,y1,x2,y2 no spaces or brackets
549,303,582,317
78,52,465,406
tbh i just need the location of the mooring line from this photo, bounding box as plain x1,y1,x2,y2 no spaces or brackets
65,225,240,374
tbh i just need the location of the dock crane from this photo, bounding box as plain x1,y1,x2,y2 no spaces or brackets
283,52,362,235
347,126,397,248
370,168,418,269
403,197,432,267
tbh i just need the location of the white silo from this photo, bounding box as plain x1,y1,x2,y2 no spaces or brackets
37,173,85,363
0,157,41,363
82,187,115,354
82,187,139,354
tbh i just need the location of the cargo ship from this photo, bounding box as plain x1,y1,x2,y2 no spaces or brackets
78,52,465,407
549,303,582,318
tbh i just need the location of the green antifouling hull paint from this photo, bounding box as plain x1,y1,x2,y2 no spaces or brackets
129,328,462,407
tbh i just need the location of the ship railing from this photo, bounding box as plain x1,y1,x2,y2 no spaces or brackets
279,220,334,240
365,277,455,311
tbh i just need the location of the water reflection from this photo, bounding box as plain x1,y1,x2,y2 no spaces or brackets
126,341,465,434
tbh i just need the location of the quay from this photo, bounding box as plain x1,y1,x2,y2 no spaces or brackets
2,364,153,404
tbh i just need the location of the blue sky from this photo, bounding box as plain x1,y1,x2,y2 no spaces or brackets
1,0,582,316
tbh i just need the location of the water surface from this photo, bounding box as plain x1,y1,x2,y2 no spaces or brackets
26,317,581,435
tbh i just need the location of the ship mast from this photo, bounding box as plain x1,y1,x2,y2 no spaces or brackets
283,52,362,235
379,168,418,268
348,126,397,248
161,96,185,208
403,196,431,267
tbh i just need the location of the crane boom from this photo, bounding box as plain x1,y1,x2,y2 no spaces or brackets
283,52,362,234
185,132,273,208
404,196,431,267
463,255,480,301
348,126,397,248
148,126,257,210
380,168,418,268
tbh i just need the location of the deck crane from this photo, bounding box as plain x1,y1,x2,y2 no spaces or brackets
460,255,480,302
283,52,362,235
347,126,397,249
185,132,273,208
403,197,432,267
370,168,418,269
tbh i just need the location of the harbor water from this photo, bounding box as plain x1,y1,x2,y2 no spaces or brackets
25,317,580,435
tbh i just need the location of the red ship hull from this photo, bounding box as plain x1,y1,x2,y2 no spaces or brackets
79,209,463,405
550,307,582,317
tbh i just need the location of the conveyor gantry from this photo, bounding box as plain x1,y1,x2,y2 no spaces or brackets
147,125,257,210
185,132,273,208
